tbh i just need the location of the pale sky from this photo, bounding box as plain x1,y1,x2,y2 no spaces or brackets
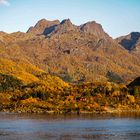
0,0,140,38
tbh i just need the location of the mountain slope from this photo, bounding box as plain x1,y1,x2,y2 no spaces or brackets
1,19,140,83
0,58,43,83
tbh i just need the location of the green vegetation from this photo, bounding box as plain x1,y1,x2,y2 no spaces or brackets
0,73,140,114
0,73,23,92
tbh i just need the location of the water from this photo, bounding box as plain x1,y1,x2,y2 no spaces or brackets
0,113,140,140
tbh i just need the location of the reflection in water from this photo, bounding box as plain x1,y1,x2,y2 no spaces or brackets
0,113,140,140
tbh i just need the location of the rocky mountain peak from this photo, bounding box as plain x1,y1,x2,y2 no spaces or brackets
116,32,140,51
80,21,109,38
60,19,72,25
26,18,110,38
27,19,60,35
35,19,49,26
35,19,60,27
46,19,78,36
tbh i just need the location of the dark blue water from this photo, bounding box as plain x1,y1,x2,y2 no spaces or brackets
0,113,140,140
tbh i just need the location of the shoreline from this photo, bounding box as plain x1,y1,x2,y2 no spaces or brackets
1,109,140,115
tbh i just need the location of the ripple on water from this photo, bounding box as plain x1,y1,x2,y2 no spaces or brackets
0,113,140,140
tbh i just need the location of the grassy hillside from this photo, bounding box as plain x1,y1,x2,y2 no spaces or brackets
0,69,140,114
0,58,43,83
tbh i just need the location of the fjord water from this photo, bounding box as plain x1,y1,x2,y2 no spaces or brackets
0,113,140,140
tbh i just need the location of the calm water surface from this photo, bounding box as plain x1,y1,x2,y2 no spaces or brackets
0,113,140,140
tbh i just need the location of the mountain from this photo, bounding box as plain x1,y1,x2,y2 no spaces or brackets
80,21,109,38
116,32,140,53
45,19,78,36
27,19,60,35
27,19,109,37
1,19,140,83
1,19,140,114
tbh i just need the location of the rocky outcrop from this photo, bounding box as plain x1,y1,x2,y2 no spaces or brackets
116,32,140,51
80,21,109,38
27,19,60,35
46,19,78,36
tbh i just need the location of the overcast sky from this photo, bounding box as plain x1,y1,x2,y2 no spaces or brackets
0,0,140,38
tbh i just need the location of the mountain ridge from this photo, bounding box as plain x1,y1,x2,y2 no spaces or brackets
27,18,110,38
0,18,140,83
